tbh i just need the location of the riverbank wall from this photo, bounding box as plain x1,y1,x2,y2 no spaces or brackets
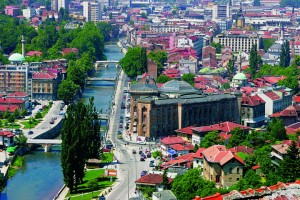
33,118,64,140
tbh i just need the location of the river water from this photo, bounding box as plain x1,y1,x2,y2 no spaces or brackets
1,41,124,200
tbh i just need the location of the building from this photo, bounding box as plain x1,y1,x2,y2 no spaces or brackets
83,1,102,22
261,43,281,66
5,6,21,17
135,174,172,192
22,7,36,19
0,130,15,147
58,0,69,10
6,92,30,109
51,0,58,11
152,190,177,200
202,145,245,188
241,95,265,128
213,31,260,53
202,46,217,68
0,53,28,95
231,73,248,88
31,71,62,100
0,97,26,110
129,80,240,138
212,4,228,21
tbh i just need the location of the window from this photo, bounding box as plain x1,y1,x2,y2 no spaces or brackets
237,178,239,181
237,167,240,174
229,167,232,174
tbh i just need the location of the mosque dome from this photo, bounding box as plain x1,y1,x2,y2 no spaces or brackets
8,53,25,62
233,73,247,80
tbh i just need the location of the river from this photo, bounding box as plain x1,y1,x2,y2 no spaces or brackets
1,41,124,200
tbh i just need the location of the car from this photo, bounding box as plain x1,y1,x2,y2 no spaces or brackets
119,124,123,128
140,157,145,161
50,120,54,124
147,153,151,158
120,116,124,119
28,131,34,135
53,116,57,120
150,160,154,163
101,148,110,152
149,162,154,167
132,149,137,154
140,170,147,177
118,131,122,135
118,135,123,139
139,150,143,155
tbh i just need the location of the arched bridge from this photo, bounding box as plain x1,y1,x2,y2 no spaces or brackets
27,139,62,152
95,60,120,68
86,77,117,82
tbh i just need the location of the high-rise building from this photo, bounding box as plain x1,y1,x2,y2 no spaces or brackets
83,1,102,22
52,0,69,11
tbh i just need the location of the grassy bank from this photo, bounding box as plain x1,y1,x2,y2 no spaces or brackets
8,156,23,178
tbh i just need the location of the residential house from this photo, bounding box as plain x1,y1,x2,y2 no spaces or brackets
270,105,300,126
191,122,249,146
160,136,186,156
202,45,217,68
61,48,79,57
202,145,245,188
5,6,20,17
261,43,281,65
161,153,194,172
6,92,30,109
175,126,195,143
152,190,177,200
193,147,206,169
135,174,172,192
169,143,194,156
241,95,265,128
0,130,15,147
0,98,25,110
271,140,300,167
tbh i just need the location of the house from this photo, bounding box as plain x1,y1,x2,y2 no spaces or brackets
175,126,195,143
191,122,249,145
152,190,177,200
0,130,15,147
193,148,206,169
202,145,245,188
161,153,194,172
270,105,300,126
61,48,79,57
240,95,265,128
271,140,300,167
6,92,30,109
169,143,194,156
135,174,172,192
160,136,186,156
0,98,25,110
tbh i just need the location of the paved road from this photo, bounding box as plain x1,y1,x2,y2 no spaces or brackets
106,71,153,200
23,100,65,138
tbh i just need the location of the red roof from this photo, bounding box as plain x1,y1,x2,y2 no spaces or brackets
62,48,78,55
192,121,249,134
241,95,265,106
228,146,253,154
175,126,195,135
193,148,206,159
6,92,28,98
0,130,14,138
160,136,185,145
0,105,19,112
26,51,42,57
170,143,194,151
135,174,172,185
0,98,25,104
202,145,245,166
265,91,281,101
293,95,300,103
33,72,57,79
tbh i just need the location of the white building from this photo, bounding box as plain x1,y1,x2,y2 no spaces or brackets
22,7,36,19
58,0,69,11
83,1,102,22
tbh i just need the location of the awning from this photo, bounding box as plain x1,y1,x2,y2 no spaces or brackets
167,149,177,156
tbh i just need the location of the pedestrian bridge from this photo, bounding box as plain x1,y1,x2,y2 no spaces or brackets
95,60,120,68
27,139,62,152
86,77,117,82
98,113,109,120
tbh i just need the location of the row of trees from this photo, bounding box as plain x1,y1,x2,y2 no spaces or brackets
61,97,101,192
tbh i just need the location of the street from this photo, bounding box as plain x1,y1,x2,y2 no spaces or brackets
106,70,153,200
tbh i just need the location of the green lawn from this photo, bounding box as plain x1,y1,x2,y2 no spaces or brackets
100,153,113,163
20,119,42,129
236,152,248,160
0,120,21,129
67,191,101,200
66,169,115,197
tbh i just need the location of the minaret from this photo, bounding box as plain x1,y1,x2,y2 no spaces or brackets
280,23,284,42
21,28,26,57
237,49,242,73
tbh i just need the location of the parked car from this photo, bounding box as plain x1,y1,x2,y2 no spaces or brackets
101,148,110,152
119,124,123,128
147,153,151,158
139,150,143,154
140,170,147,177
149,162,154,167
50,119,55,124
118,135,123,139
132,149,136,154
140,157,145,161
28,131,34,135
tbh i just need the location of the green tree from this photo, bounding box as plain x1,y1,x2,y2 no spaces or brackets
200,131,224,148
193,143,199,153
181,73,195,86
3,111,10,119
141,12,148,19
7,114,15,123
210,42,223,54
61,99,101,192
57,80,80,105
156,75,172,83
263,38,275,51
87,179,98,197
245,145,273,174
13,109,19,118
227,56,235,80
267,118,287,142
162,169,170,189
227,128,246,148
278,141,300,182
15,133,27,148
278,75,299,93
35,112,42,119
96,22,112,41
249,44,261,79
231,170,262,190
280,40,291,68
221,82,231,90
171,168,219,199
119,47,148,78
147,50,167,72
172,10,177,16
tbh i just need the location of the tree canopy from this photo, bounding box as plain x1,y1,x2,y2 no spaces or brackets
200,131,224,148
181,73,195,86
280,40,291,68
156,75,172,83
210,42,223,54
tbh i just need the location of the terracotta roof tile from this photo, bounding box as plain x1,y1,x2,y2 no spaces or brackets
135,174,172,185
193,148,206,159
0,98,25,104
175,126,195,135
265,91,281,101
160,136,185,145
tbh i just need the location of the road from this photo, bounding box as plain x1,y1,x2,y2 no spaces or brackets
106,70,153,200
23,100,65,138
